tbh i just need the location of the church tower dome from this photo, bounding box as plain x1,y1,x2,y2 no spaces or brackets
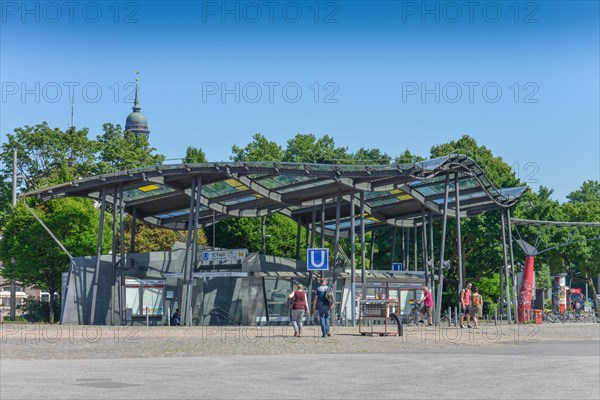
125,72,150,136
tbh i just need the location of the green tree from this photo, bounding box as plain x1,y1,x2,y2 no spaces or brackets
231,133,284,162
283,134,350,163
555,199,600,315
0,198,110,323
351,148,391,165
184,146,208,163
0,123,98,191
567,180,600,203
394,149,425,164
96,123,165,172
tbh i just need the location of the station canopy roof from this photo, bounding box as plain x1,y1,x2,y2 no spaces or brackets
24,154,527,237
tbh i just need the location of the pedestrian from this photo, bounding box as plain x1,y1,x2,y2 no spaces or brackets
470,287,483,328
460,282,472,328
417,286,434,326
171,308,181,326
312,278,334,337
288,284,309,337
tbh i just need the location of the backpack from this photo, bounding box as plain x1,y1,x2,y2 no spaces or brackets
287,295,296,309
323,288,334,307
472,295,480,306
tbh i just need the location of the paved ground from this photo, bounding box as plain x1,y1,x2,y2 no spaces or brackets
1,322,599,399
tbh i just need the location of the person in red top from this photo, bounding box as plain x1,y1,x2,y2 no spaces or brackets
417,286,434,326
288,284,309,337
460,282,473,328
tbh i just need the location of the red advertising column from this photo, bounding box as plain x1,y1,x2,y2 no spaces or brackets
518,255,535,322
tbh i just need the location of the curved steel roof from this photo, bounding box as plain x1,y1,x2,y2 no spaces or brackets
23,154,527,236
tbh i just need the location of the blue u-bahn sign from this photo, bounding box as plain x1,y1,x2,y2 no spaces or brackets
307,248,329,271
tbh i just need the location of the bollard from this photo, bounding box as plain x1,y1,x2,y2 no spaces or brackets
495,309,498,325
167,306,171,327
454,306,458,327
448,306,452,326
146,307,149,327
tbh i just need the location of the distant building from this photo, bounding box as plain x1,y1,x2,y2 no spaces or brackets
124,72,150,136
0,276,43,317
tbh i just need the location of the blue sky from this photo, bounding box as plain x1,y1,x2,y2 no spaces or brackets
1,0,598,202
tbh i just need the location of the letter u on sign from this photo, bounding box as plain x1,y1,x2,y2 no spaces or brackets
307,248,329,271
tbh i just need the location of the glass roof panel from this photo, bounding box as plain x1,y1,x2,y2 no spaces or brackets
222,194,265,206
499,186,528,200
278,179,335,194
259,175,313,189
157,209,189,220
414,156,449,170
123,183,175,202
324,215,379,230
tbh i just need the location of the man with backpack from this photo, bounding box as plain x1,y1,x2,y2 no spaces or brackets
312,278,334,337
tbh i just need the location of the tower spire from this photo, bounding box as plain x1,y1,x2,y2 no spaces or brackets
133,70,140,112
124,71,150,136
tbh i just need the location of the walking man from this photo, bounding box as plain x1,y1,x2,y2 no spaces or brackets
417,286,434,326
312,278,333,337
460,282,473,328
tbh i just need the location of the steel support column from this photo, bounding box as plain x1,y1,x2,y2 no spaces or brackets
111,185,118,325
360,192,366,299
507,208,519,323
333,190,341,286
435,174,450,324
413,222,418,271
181,176,197,326
350,194,356,326
90,187,106,325
130,207,137,254
390,226,397,266
500,209,513,322
455,173,464,296
421,208,429,288
295,215,302,260
119,184,126,324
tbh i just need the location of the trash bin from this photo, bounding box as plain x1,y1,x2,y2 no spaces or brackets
533,309,543,324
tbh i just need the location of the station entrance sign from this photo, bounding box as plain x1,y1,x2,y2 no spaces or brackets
307,248,329,271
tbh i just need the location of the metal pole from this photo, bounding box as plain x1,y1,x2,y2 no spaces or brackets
130,207,137,254
369,230,376,270
111,186,118,325
119,184,126,325
261,216,266,255
390,226,397,266
455,173,463,297
333,190,341,287
321,200,326,248
181,177,197,326
401,228,406,270
311,207,317,248
350,194,356,326
90,187,106,324
295,215,302,260
413,222,417,271
10,149,17,320
421,208,429,287
500,209,513,323
188,175,202,326
360,192,366,299
435,174,450,324
429,213,435,296
506,208,519,323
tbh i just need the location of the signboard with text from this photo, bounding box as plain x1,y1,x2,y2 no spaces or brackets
202,249,248,262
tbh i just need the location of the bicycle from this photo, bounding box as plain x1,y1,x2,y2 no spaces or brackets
405,300,423,326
